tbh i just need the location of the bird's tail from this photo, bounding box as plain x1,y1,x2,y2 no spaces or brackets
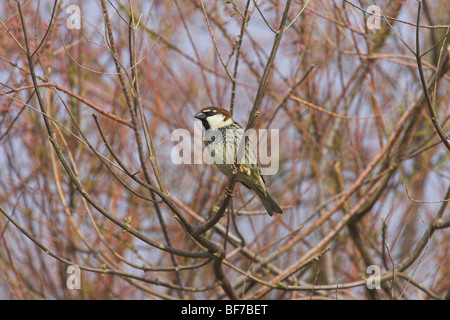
258,192,283,216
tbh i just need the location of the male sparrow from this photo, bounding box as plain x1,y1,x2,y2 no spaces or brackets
194,106,283,216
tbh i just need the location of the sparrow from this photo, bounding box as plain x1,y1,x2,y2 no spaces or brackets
194,106,283,216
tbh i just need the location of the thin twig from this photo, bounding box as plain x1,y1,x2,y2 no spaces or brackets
199,0,234,81
230,0,251,115
246,0,292,131
414,1,450,152
31,0,57,57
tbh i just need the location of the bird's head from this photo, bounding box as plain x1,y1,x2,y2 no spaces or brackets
194,106,234,130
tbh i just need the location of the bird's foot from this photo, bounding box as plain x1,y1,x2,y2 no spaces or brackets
231,162,238,175
225,186,235,197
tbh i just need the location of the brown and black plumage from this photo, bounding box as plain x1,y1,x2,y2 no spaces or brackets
194,106,282,216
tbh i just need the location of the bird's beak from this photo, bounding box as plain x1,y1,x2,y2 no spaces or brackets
194,111,206,120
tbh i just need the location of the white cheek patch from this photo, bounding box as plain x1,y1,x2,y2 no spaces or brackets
206,114,233,129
